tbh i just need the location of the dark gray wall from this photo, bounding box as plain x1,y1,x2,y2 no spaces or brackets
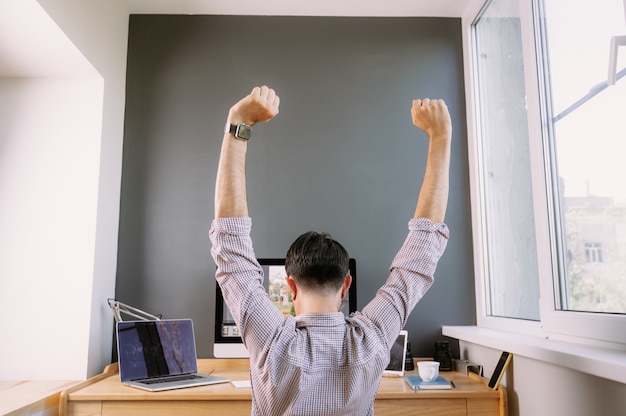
116,15,474,359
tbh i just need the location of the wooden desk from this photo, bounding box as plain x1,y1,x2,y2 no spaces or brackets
60,359,506,416
1,380,78,416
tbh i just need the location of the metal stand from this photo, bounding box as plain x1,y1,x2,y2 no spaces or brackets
107,298,161,322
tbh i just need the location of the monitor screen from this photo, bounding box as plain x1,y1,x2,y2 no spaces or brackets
214,258,357,357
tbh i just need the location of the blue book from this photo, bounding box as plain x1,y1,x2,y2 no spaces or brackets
405,375,453,390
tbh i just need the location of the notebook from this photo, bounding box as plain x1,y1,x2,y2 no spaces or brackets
382,330,408,377
116,319,229,391
405,375,453,390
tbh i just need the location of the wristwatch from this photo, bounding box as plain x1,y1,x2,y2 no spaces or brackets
224,122,252,141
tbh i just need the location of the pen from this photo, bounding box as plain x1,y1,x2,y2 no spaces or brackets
450,380,456,388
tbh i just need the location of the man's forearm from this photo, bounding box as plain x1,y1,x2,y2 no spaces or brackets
214,134,249,218
410,98,452,224
414,135,451,223
213,86,280,219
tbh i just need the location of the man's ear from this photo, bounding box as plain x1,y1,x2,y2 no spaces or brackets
286,276,298,301
340,274,352,299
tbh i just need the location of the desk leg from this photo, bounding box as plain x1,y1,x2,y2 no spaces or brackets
498,385,508,416
59,364,117,416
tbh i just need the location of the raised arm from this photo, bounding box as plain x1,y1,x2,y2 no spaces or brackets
214,86,280,218
410,98,452,223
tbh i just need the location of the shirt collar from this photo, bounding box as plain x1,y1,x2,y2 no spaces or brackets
294,312,345,328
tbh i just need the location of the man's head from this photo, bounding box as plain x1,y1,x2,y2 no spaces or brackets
285,231,350,296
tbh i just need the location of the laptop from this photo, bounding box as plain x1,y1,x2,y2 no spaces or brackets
382,330,408,377
116,319,229,391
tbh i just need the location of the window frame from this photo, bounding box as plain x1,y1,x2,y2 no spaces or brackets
462,0,626,348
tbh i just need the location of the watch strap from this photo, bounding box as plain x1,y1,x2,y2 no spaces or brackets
224,122,252,141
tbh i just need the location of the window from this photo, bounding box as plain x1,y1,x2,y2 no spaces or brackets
468,0,626,344
584,243,603,264
539,0,626,316
472,0,541,321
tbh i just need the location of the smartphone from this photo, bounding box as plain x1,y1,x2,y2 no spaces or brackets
488,351,512,390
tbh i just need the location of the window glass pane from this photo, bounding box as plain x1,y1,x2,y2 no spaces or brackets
473,0,541,320
542,0,626,313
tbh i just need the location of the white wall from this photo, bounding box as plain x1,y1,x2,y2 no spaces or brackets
460,341,626,416
36,0,129,379
0,78,102,379
0,0,128,379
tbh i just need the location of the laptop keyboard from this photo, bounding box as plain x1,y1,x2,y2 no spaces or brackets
140,374,204,385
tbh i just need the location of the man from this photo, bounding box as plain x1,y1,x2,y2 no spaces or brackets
210,85,451,415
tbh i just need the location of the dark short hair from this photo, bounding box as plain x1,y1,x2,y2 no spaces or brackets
285,231,350,293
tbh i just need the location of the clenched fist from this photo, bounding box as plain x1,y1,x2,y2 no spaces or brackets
411,98,451,140
228,86,280,126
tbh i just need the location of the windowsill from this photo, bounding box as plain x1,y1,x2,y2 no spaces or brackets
442,326,626,385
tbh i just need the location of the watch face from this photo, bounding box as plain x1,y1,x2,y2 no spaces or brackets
235,124,251,140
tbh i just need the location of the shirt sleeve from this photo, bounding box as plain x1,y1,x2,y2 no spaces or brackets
209,217,285,354
359,218,449,347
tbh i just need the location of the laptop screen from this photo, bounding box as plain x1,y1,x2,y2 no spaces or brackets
117,319,198,382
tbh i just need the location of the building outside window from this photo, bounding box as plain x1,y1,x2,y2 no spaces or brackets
584,243,603,264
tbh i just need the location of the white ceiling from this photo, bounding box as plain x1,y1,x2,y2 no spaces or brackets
0,0,469,78
0,1,99,77
122,0,469,18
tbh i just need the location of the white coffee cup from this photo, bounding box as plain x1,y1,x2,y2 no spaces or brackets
418,361,440,382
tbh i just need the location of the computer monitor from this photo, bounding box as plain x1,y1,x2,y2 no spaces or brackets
214,258,357,358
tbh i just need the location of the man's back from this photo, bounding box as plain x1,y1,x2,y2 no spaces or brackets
211,216,448,415
248,312,388,415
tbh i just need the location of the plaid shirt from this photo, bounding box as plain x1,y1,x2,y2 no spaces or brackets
210,217,448,415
